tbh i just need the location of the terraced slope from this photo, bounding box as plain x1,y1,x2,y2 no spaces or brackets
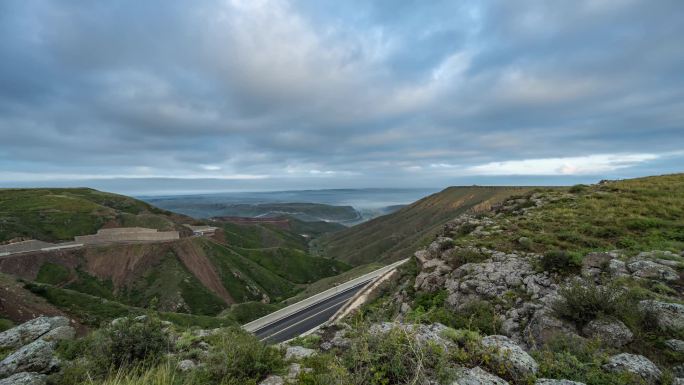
316,186,536,265
0,188,192,243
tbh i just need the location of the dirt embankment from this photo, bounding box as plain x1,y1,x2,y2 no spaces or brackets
172,239,235,305
0,238,234,305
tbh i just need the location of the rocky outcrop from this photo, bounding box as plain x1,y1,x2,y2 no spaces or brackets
259,375,284,385
0,339,54,378
665,339,684,353
369,322,454,350
456,366,509,385
536,380,585,385
0,316,74,380
627,260,679,281
0,372,47,385
638,300,684,332
481,335,538,379
602,353,662,385
284,346,316,360
523,309,580,349
581,319,633,348
0,317,69,350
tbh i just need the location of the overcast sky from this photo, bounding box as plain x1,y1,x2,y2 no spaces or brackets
1,0,683,194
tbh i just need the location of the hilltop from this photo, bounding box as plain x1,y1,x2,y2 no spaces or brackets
0,188,193,243
315,186,537,265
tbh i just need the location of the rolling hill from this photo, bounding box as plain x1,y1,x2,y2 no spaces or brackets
0,188,194,243
315,186,537,265
0,188,351,327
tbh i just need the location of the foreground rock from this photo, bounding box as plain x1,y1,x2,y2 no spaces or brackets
627,260,679,281
0,339,54,378
581,319,633,347
536,380,585,385
284,346,316,360
481,335,538,379
456,366,509,385
259,375,284,385
602,353,662,384
638,300,684,332
0,372,47,385
0,317,69,350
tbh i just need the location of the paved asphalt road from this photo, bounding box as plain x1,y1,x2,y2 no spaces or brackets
253,280,372,343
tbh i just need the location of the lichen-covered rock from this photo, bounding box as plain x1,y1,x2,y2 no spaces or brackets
582,319,633,347
627,260,679,281
285,346,316,360
0,339,54,378
602,353,662,384
481,335,538,379
455,366,509,385
177,360,196,372
673,364,684,378
665,339,684,353
259,375,284,385
581,252,614,278
369,322,453,350
638,300,684,332
536,380,585,385
0,372,47,385
523,309,580,349
607,259,629,277
0,317,70,350
330,330,351,349
40,326,75,344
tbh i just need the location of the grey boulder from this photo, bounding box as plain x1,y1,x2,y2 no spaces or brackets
0,339,54,379
638,300,684,332
627,260,679,281
259,375,284,385
536,380,585,385
284,346,316,360
481,335,538,379
602,353,662,385
665,339,684,353
581,319,633,347
455,367,509,385
0,317,69,350
0,372,47,385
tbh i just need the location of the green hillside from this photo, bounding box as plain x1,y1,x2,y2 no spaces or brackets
0,188,191,242
452,174,684,255
315,186,536,265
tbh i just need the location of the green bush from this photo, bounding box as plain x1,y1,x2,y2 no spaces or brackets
552,281,625,327
444,248,489,269
90,316,169,370
198,328,284,384
540,250,581,274
341,326,456,385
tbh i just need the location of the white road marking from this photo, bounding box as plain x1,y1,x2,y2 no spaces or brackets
258,296,351,342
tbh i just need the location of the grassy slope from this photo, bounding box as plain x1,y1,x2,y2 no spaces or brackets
455,174,684,255
316,186,535,265
233,246,350,284
0,188,189,242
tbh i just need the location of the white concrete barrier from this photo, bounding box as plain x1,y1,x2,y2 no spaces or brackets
243,258,408,332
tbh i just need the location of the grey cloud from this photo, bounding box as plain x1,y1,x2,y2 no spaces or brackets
0,0,682,192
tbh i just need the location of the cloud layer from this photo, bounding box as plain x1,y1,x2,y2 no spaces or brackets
1,0,683,192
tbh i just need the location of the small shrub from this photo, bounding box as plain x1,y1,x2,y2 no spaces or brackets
540,250,581,274
444,248,489,269
90,316,169,371
552,281,625,327
342,327,456,385
199,328,284,384
289,334,321,349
